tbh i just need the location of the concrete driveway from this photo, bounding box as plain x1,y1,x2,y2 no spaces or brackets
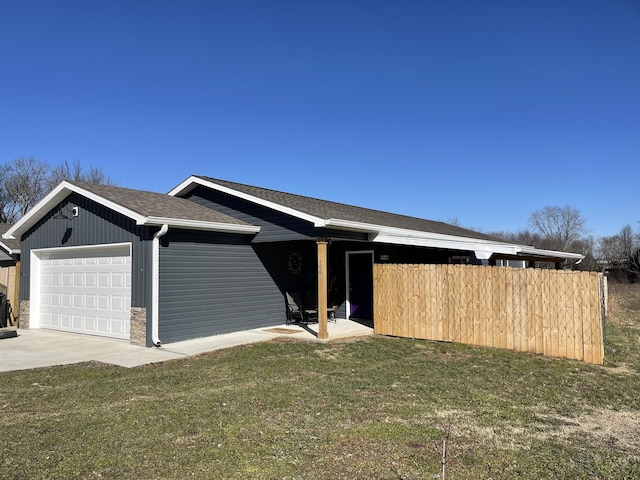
0,320,373,372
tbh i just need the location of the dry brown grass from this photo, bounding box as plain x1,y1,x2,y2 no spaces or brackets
608,282,640,327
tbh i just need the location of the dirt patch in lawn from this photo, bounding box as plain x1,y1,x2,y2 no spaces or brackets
423,407,640,458
533,408,640,456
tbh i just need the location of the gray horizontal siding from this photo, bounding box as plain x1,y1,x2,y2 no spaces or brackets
20,193,153,307
158,231,284,343
183,186,368,243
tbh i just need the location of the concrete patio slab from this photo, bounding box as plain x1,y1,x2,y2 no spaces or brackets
0,319,373,372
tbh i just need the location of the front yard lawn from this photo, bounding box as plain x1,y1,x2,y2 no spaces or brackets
1,284,639,479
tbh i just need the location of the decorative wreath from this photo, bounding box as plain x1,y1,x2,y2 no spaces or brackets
287,250,303,275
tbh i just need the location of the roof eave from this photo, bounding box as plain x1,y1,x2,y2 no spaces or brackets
0,241,20,255
373,232,519,258
517,246,584,261
167,178,585,263
326,219,507,245
144,216,260,234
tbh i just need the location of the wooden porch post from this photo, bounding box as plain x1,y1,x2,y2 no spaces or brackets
317,239,329,340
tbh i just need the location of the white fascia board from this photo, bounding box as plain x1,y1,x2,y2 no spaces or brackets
169,176,327,227
167,176,201,197
3,182,146,239
373,232,584,261
324,219,382,233
373,233,520,256
328,218,521,251
517,246,584,260
327,219,522,258
0,242,19,255
144,216,260,234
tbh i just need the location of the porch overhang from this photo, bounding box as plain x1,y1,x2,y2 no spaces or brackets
323,220,584,263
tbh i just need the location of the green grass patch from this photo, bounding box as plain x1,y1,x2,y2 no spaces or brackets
2,285,639,479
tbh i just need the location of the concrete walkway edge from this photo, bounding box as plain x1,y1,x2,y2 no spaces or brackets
0,320,373,372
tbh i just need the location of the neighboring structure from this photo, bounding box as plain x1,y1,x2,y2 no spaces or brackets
0,224,20,328
0,224,20,266
3,176,583,347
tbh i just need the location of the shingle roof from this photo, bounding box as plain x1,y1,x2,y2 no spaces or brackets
195,176,502,241
0,224,20,252
70,181,251,227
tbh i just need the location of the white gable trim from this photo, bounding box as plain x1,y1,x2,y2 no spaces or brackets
169,177,584,262
3,181,145,240
3,181,260,240
169,176,328,227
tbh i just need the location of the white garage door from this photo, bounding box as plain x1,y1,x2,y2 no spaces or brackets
39,245,132,339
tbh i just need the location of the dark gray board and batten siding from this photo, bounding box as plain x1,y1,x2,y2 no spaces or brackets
157,230,284,343
19,193,153,308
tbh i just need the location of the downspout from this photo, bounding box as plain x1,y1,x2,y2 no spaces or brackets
151,224,169,347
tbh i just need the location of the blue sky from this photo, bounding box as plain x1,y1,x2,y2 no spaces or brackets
1,0,638,238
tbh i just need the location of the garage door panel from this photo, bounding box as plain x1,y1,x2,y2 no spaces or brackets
85,273,97,287
85,295,96,309
61,293,71,307
112,272,125,288
39,246,131,339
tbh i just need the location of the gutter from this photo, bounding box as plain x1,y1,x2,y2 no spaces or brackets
143,216,260,234
516,246,584,261
151,224,169,347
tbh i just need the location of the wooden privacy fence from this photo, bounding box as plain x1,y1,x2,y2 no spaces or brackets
374,264,605,365
0,263,20,326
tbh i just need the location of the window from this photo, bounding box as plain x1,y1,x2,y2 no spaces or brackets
495,259,525,268
449,255,471,264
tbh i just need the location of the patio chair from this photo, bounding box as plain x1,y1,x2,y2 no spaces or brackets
285,292,318,325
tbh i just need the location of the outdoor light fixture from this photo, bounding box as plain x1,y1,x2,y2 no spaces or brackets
52,205,79,220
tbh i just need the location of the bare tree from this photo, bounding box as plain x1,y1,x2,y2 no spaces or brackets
0,168,11,223
2,156,50,222
47,159,114,191
598,225,635,263
571,236,599,271
1,157,115,222
595,224,640,280
487,229,545,248
528,205,588,252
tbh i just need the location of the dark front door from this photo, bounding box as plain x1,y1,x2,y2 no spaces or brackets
348,252,373,320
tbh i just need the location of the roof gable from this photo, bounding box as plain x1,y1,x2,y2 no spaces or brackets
205,177,506,240
169,175,584,262
3,181,259,240
171,176,501,240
